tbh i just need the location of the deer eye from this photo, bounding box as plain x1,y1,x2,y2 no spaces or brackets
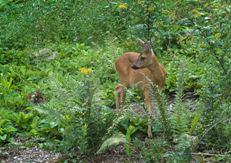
141,56,146,60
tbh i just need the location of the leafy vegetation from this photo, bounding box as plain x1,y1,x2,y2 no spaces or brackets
0,0,230,162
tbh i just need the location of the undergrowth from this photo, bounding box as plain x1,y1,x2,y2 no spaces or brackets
0,0,230,162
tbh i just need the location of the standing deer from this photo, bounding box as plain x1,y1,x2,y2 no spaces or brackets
115,39,166,138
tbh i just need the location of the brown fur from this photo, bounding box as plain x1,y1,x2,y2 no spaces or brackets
115,47,166,138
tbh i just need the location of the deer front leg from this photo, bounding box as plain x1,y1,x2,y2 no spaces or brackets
144,86,153,138
115,84,126,110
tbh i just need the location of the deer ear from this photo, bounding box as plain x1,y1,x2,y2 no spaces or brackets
137,38,145,46
143,43,152,52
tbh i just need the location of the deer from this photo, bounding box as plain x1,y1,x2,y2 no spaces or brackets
115,39,166,138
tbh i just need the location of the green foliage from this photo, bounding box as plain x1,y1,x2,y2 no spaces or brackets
151,85,171,139
171,64,189,137
0,0,230,162
97,133,126,154
0,109,17,143
125,125,138,156
189,110,202,136
166,134,193,162
140,138,167,162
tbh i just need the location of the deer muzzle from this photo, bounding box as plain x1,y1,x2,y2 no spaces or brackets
131,64,139,70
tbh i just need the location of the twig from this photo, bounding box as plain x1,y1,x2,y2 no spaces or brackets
192,118,231,150
192,152,230,157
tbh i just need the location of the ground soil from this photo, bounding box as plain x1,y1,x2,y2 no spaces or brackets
0,146,61,163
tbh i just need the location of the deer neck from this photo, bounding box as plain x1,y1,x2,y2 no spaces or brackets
147,55,164,81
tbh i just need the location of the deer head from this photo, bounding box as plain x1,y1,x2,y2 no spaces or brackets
132,39,154,70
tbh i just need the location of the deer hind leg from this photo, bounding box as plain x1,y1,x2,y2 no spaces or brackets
115,84,126,110
144,85,153,138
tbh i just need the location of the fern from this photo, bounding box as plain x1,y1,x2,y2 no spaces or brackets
152,84,171,139
189,110,202,136
97,132,126,154
172,104,188,136
125,125,138,156
172,134,193,162
171,62,188,137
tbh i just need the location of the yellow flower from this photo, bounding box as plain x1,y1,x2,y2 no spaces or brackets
118,3,128,9
79,67,92,75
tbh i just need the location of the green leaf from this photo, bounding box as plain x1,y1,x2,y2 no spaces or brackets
189,110,202,135
126,125,137,140
0,134,7,141
97,133,126,154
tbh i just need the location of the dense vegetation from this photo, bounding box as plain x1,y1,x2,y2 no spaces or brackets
0,0,230,162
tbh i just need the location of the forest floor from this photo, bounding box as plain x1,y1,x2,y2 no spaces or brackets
0,143,216,163
0,146,60,163
0,92,199,163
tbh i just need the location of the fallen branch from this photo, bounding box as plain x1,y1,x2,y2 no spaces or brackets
192,152,230,157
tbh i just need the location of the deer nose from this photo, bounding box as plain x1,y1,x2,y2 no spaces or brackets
131,64,139,69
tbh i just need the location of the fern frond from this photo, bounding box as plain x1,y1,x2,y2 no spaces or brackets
97,132,126,154
189,110,202,135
